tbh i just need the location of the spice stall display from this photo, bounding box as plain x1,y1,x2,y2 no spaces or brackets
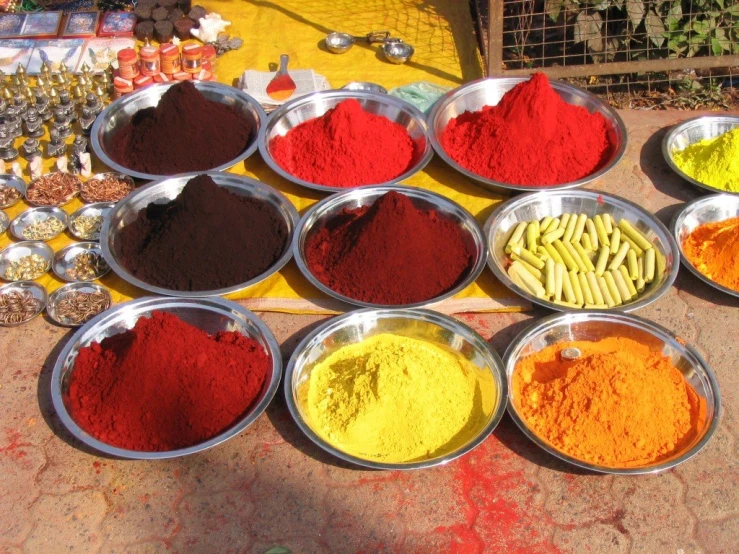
270,99,418,187
65,310,271,451
440,73,612,187
117,174,288,292
109,81,253,175
511,337,702,468
304,191,476,305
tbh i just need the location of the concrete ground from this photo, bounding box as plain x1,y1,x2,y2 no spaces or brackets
1,109,737,554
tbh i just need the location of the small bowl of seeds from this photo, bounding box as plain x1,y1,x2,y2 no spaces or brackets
69,202,115,241
81,172,135,203
26,172,82,207
53,242,110,282
47,282,111,327
0,241,53,281
0,175,26,209
10,207,69,241
0,281,47,326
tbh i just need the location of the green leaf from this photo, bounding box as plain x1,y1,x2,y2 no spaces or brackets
645,10,666,47
627,1,646,29
715,0,725,8
711,37,723,55
574,12,603,44
666,2,682,31
545,0,565,21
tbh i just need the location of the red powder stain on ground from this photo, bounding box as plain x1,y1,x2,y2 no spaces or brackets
433,434,561,554
0,428,32,463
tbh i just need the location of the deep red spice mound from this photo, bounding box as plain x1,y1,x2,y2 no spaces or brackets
110,81,254,174
270,99,417,187
441,73,612,186
66,311,270,452
305,191,474,304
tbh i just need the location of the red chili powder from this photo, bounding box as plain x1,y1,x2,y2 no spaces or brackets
270,99,418,187
66,311,270,452
305,191,474,304
441,73,612,186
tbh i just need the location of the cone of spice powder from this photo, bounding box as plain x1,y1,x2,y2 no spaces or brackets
304,191,475,305
117,174,288,291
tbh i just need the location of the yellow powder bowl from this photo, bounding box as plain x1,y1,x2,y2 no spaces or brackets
284,308,507,469
504,311,721,474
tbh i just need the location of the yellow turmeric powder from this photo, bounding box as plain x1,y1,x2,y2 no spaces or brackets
512,337,701,467
673,127,739,192
301,333,493,463
682,217,739,293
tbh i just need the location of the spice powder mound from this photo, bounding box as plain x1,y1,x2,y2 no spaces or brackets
304,191,474,305
109,80,254,175
682,216,739,292
118,174,288,291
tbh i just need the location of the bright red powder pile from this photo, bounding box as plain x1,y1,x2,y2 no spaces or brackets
270,99,417,187
66,311,270,452
305,191,474,304
441,73,612,186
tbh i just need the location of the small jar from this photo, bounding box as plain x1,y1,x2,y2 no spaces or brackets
139,45,160,76
173,71,191,81
201,43,216,72
113,76,134,99
117,48,140,80
159,43,181,74
133,75,153,89
181,43,202,74
153,72,170,83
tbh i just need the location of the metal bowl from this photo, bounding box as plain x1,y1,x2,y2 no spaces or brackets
0,241,53,281
80,172,135,204
69,202,115,241
285,308,507,470
90,81,266,181
382,40,414,64
10,206,69,241
428,77,628,194
50,296,282,459
25,172,81,207
672,193,739,298
342,82,387,94
325,32,354,53
662,115,739,195
258,90,433,193
46,282,112,327
503,311,721,474
485,189,679,312
101,172,299,297
0,175,26,209
0,280,47,327
293,185,487,309
52,242,110,282
0,210,8,235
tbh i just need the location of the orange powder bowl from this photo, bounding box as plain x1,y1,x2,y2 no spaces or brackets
503,311,720,474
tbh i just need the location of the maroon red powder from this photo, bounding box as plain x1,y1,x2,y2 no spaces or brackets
110,81,254,175
441,73,612,186
67,311,270,452
270,99,418,187
305,191,474,304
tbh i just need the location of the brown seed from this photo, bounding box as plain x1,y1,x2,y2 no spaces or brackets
26,173,81,206
81,175,134,203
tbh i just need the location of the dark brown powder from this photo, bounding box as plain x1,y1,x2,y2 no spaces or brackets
110,81,253,175
118,174,288,291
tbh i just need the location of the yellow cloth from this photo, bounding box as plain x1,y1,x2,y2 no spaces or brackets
0,0,528,314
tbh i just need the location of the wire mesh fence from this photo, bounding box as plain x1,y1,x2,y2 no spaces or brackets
472,0,739,108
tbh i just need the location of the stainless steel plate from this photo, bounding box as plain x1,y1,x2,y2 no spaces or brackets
428,77,628,194
503,311,721,474
52,242,110,282
50,296,282,459
10,206,69,241
662,115,739,195
285,308,507,470
90,82,266,181
46,281,112,327
0,280,47,327
69,202,115,241
293,185,487,309
101,172,299,297
672,193,739,298
484,189,679,312
25,172,81,207
258,90,433,193
0,241,53,281
80,172,135,204
0,175,26,209
0,210,7,235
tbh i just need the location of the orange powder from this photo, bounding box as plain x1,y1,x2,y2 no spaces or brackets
512,336,701,467
682,217,739,292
